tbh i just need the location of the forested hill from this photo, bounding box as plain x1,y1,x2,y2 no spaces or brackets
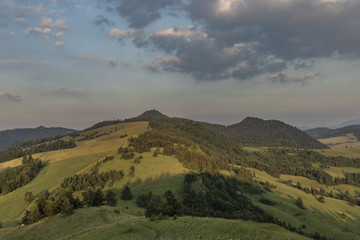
203,117,328,149
305,125,360,140
0,126,76,150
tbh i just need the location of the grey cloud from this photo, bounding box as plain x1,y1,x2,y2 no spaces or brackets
103,0,181,28
0,92,22,102
268,72,316,85
102,0,360,81
93,15,115,27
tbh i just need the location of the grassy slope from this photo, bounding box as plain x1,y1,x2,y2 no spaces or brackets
246,168,360,240
0,122,149,223
1,206,310,240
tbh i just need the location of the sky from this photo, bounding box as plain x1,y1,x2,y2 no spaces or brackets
1,0,360,130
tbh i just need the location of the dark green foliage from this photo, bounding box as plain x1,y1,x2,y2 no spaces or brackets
0,139,76,163
105,190,117,206
259,198,277,206
183,173,265,220
129,165,135,177
136,192,152,208
121,186,133,200
318,196,325,203
0,156,42,194
133,155,143,164
60,170,124,191
144,190,182,219
204,117,328,149
296,197,305,209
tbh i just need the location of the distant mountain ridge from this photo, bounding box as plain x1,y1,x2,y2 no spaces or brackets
305,125,360,140
0,126,76,150
203,117,328,149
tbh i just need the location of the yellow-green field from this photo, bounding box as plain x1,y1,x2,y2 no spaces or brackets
319,133,360,148
0,122,149,222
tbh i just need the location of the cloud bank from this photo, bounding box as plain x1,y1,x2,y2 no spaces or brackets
102,0,360,82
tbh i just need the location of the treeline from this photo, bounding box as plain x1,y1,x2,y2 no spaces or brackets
183,173,330,240
0,139,76,163
0,155,42,194
23,165,123,224
23,188,117,224
136,190,182,219
61,169,124,191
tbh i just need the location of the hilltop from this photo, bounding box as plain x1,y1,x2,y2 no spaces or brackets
0,126,76,150
204,117,328,149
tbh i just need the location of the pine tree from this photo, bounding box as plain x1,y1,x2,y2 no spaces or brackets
105,190,117,206
121,186,133,200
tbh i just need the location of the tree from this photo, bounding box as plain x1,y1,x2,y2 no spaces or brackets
318,196,325,203
121,186,133,200
92,189,104,206
296,197,305,209
129,165,135,177
163,190,182,217
105,190,117,206
24,191,33,203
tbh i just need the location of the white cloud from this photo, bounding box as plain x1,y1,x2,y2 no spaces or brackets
41,18,68,30
55,31,64,40
108,28,129,38
54,41,65,48
24,27,51,38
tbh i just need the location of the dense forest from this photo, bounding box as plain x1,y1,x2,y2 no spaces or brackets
0,155,43,194
204,117,328,149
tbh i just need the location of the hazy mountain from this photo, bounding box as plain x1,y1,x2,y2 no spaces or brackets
306,125,360,140
0,126,76,150
204,117,328,149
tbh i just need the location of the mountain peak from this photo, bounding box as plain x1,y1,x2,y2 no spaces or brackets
133,109,169,120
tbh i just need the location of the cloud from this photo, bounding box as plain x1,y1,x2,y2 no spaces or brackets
106,59,118,67
7,32,16,37
54,41,65,48
268,72,316,85
93,15,115,27
100,0,360,81
24,27,51,38
76,55,120,67
55,31,64,40
13,17,28,24
0,92,22,102
111,0,182,28
40,18,68,30
76,55,95,61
